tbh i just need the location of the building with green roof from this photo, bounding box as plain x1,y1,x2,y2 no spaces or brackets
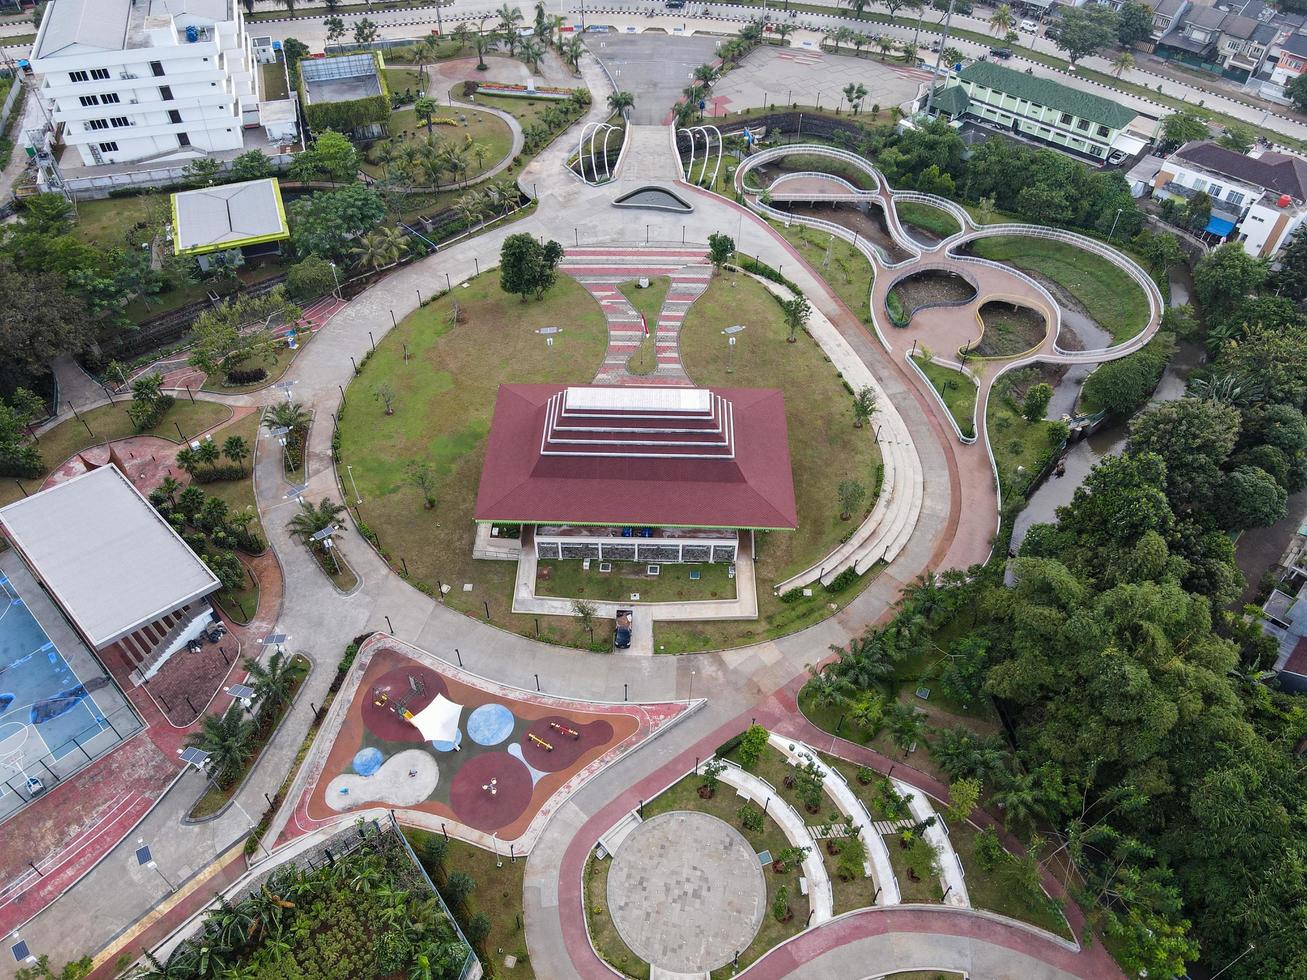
929,61,1139,162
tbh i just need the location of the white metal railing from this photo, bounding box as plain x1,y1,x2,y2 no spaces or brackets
891,190,972,232
769,171,877,200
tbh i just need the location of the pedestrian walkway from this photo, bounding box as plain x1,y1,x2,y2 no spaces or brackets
891,776,969,908
560,246,709,385
717,761,834,925
769,733,900,906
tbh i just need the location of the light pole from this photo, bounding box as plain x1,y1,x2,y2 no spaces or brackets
135,839,175,893
329,261,342,300
924,0,959,117
230,797,272,859
1108,207,1123,241
688,669,696,703
1210,944,1255,980
346,464,363,504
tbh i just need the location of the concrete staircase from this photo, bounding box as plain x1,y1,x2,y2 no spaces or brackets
123,602,215,684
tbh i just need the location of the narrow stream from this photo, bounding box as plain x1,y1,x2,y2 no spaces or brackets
1009,268,1198,551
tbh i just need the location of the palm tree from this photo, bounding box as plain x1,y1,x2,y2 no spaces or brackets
263,400,311,433
188,705,256,786
607,90,635,118
452,21,473,54
941,46,963,69
875,34,895,60
845,0,871,17
474,14,499,69
243,650,297,720
989,2,1015,36
884,700,928,757
414,95,438,135
693,63,720,90
175,445,202,478
851,31,870,58
497,4,524,55
519,37,545,72
1111,50,1135,77
157,475,183,504
457,189,489,231
469,141,490,175
413,35,440,79
287,497,346,549
776,22,796,45
562,36,585,71
805,663,852,710
992,770,1044,829
350,227,407,271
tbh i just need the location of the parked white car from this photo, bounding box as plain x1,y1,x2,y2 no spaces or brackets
1020,18,1039,31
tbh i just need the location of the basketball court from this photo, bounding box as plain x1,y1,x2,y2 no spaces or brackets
0,552,138,822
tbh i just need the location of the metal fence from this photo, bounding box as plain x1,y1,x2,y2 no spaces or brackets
0,701,145,823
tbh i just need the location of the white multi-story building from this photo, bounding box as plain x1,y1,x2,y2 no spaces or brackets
29,0,260,168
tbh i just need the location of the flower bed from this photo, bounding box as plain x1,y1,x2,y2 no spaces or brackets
467,80,575,100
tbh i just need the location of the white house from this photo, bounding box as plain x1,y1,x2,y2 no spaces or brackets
29,0,260,168
1153,140,1307,257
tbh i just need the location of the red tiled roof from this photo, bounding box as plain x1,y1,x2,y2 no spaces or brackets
1284,636,1307,677
474,384,798,530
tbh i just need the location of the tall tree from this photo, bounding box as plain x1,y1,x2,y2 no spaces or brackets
1054,5,1119,65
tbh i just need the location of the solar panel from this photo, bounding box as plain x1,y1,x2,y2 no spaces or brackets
722,324,747,335
179,747,209,766
11,940,31,962
228,684,256,700
268,425,290,438
285,483,307,499
309,527,334,542
261,633,288,646
135,845,152,866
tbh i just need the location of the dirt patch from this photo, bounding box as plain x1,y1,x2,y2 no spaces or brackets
974,301,1047,357
890,269,976,318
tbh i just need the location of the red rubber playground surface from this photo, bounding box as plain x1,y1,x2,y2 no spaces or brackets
290,637,688,845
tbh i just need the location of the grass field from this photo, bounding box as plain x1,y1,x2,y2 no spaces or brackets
585,852,649,979
618,276,669,376
406,831,533,979
335,272,609,648
771,221,874,320
260,61,289,101
536,559,736,603
895,201,961,240
986,386,1057,499
912,355,977,440
965,237,1147,345
0,400,232,508
948,820,1073,939
653,274,883,653
641,767,809,979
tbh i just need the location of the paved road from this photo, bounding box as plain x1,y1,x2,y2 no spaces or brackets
7,43,1111,980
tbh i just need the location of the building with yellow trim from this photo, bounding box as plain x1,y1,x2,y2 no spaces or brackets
170,176,289,271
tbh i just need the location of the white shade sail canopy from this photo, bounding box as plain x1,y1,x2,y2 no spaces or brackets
408,694,464,744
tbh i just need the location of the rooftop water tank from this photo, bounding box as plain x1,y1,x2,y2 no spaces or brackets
185,24,199,42
1280,194,1292,208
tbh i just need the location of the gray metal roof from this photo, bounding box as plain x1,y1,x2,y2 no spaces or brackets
34,0,132,60
0,466,220,649
172,177,289,254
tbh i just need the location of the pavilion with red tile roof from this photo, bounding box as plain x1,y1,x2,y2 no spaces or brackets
474,384,796,564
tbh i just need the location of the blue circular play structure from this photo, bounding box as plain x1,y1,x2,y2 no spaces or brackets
352,747,384,776
467,703,515,746
430,729,464,753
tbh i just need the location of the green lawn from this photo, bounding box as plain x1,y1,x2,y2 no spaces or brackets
585,852,649,980
618,276,669,376
472,93,560,129
385,67,425,100
200,340,302,394
1,400,231,508
974,302,1047,358
365,105,513,181
885,831,945,904
965,237,1148,345
641,769,809,980
536,559,736,603
73,194,165,248
986,385,1057,500
771,221,874,321
653,274,883,653
948,821,1073,939
895,201,961,240
335,273,609,648
260,61,289,102
912,355,977,440
406,831,533,979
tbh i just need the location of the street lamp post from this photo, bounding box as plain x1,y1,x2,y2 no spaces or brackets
1108,207,1124,241
329,261,342,300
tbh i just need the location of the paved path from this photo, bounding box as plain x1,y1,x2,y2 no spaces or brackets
8,46,1115,980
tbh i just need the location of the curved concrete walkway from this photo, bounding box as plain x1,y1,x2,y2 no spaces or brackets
717,762,834,926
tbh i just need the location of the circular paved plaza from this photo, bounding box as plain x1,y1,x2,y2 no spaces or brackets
606,810,765,974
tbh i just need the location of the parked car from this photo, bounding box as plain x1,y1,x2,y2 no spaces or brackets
1020,18,1039,32
615,609,633,650
989,47,1014,59
1107,149,1129,166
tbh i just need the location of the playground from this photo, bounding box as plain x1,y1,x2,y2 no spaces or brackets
0,557,137,821
297,637,686,845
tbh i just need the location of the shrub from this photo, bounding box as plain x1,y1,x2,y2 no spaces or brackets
225,366,269,385
1080,332,1176,419
443,870,475,909
737,723,769,770
825,567,859,593
192,464,246,484
975,826,1004,872
772,883,790,921
780,587,804,604
737,802,765,832
465,911,491,946
338,641,360,674
716,733,744,757
856,766,875,785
